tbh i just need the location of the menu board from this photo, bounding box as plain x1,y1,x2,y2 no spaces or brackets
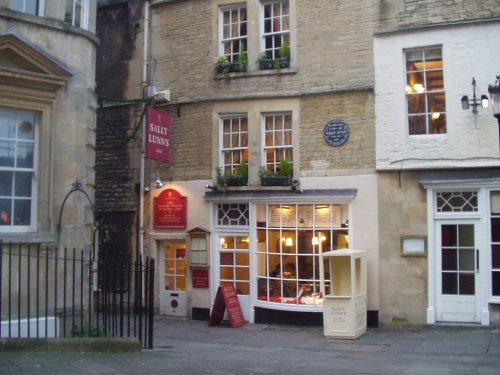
208,284,246,328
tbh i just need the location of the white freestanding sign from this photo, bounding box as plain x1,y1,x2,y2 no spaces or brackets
321,249,367,339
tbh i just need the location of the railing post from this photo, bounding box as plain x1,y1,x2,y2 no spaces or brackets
148,258,155,349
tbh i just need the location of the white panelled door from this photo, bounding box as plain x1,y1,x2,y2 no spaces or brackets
436,221,481,323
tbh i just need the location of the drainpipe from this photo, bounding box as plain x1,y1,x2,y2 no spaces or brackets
139,0,150,262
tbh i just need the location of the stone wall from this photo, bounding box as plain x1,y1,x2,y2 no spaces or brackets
378,171,428,326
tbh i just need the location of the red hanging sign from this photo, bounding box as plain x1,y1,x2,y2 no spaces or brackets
146,106,171,163
208,284,246,328
153,188,187,228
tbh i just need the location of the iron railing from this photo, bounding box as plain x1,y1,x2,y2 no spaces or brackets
0,241,155,349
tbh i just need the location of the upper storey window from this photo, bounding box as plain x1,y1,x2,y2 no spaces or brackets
405,47,446,135
10,0,43,15
65,0,89,30
219,5,248,63
262,112,293,174
260,0,290,60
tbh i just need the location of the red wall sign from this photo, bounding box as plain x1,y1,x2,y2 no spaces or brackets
208,284,246,328
192,269,209,288
146,106,171,163
153,188,187,228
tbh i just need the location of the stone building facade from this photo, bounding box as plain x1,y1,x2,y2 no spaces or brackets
374,0,500,326
96,0,500,327
97,0,379,325
0,1,98,250
0,1,98,326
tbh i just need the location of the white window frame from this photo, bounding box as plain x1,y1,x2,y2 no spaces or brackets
65,0,89,30
259,0,290,60
261,112,293,173
218,4,248,63
404,46,446,136
10,0,44,15
0,106,38,233
219,114,248,175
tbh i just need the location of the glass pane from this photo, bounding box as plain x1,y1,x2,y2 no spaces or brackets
220,266,234,280
0,109,17,138
0,140,15,167
459,273,474,295
0,171,13,195
176,276,185,291
407,94,426,114
235,282,249,295
0,199,11,225
14,172,31,197
442,225,457,246
442,273,457,294
408,115,426,135
16,142,34,168
492,245,500,268
13,199,30,225
490,191,500,214
459,225,474,247
165,275,175,290
442,248,457,271
493,271,500,296
235,252,249,265
491,218,500,242
430,113,446,134
17,113,35,140
236,267,249,280
459,248,475,271
405,50,423,67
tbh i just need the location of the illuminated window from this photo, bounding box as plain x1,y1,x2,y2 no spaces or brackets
405,47,446,135
256,203,349,307
219,235,250,295
219,5,247,63
260,0,290,60
220,115,248,175
262,112,293,174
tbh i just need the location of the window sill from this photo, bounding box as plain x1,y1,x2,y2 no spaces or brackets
214,67,298,80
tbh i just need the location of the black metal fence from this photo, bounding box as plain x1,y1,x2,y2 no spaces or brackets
0,241,155,349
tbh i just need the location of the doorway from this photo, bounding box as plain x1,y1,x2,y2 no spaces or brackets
160,240,187,316
436,221,481,323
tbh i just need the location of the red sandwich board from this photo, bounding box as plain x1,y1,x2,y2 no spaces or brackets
208,284,246,328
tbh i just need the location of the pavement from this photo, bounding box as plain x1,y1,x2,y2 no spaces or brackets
0,315,498,374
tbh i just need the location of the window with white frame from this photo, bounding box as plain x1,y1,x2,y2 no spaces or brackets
220,115,248,175
65,0,89,30
10,0,43,15
260,0,290,60
256,203,349,306
490,191,500,298
0,107,37,231
219,235,250,295
405,47,446,135
219,5,247,63
262,112,293,174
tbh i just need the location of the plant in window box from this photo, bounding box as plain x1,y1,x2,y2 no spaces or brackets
216,162,248,189
215,55,231,76
260,159,293,186
258,42,291,71
215,50,247,76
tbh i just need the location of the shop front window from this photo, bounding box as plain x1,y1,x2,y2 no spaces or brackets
256,203,349,307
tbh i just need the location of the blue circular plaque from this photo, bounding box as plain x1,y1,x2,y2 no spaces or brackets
323,119,350,147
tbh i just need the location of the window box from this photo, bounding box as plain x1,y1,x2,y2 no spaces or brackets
259,58,290,70
260,159,293,186
216,163,248,188
260,176,292,186
215,54,247,76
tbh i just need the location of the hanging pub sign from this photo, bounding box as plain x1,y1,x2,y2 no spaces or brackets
323,118,350,147
146,106,171,163
153,188,187,228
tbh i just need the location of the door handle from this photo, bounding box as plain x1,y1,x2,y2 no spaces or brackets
476,249,479,272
